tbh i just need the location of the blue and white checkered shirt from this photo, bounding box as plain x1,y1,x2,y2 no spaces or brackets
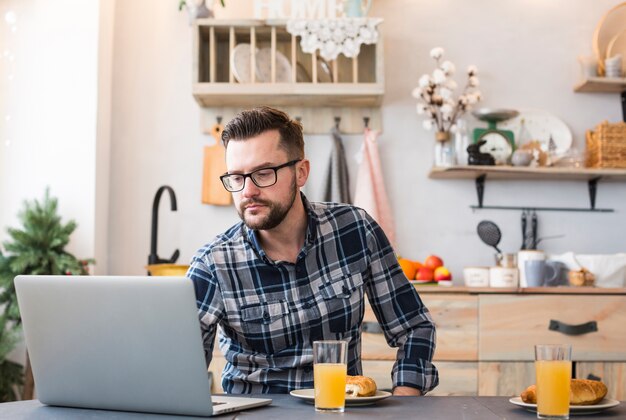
188,194,438,394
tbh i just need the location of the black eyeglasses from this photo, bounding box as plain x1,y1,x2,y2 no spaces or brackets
220,159,301,192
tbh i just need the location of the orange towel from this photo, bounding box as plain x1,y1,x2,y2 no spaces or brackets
353,128,396,247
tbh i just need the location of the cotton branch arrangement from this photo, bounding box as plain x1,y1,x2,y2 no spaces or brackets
412,47,482,134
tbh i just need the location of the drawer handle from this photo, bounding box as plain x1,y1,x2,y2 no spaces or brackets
549,319,598,336
362,321,384,334
587,373,602,381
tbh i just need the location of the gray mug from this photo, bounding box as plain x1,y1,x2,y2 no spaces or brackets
524,260,558,287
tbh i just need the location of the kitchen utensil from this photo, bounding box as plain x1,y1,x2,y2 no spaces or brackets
593,2,626,75
535,234,565,246
521,210,528,250
498,109,573,158
530,211,538,250
477,220,502,254
471,109,519,165
201,121,232,206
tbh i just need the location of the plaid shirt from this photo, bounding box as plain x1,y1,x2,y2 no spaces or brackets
188,194,438,394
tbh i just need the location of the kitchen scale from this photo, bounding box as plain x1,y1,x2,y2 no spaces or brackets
472,109,519,165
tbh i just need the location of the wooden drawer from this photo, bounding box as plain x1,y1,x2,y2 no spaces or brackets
362,293,478,361
362,360,477,396
478,362,534,396
479,295,626,361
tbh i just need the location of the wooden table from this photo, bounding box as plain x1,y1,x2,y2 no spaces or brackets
0,395,623,419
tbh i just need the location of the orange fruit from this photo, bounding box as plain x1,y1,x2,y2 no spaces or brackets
412,260,423,271
398,258,417,280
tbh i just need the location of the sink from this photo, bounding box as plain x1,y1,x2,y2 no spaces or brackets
145,264,189,276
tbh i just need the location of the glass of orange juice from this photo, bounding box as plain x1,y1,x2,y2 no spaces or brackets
313,340,348,413
535,344,572,419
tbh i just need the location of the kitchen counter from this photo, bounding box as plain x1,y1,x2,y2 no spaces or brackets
412,285,626,294
0,396,623,419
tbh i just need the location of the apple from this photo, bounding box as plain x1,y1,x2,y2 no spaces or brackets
424,255,444,270
415,267,434,281
434,266,452,281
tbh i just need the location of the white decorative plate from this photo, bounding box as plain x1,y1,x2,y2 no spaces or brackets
497,109,572,157
230,43,258,83
509,397,620,415
290,389,392,406
256,48,293,83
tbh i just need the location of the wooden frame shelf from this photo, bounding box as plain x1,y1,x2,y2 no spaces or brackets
574,77,626,93
192,19,384,108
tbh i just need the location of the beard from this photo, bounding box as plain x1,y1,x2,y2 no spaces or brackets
238,180,298,231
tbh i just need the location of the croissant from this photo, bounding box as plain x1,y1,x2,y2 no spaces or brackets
345,375,377,397
520,379,608,405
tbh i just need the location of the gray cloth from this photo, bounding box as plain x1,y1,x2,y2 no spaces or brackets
323,126,351,204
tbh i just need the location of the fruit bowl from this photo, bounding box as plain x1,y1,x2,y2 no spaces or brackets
145,264,189,276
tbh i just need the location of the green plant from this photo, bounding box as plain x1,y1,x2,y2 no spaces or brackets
0,188,94,401
179,0,225,11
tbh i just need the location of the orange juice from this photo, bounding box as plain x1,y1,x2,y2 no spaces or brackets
314,363,347,410
535,360,572,418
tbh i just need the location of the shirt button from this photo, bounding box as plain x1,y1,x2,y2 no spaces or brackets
304,366,312,373
342,285,350,295
263,312,270,320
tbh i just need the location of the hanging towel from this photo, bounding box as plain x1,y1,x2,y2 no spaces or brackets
323,126,351,204
353,128,396,247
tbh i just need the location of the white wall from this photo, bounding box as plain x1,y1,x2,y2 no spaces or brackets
0,0,100,264
105,0,625,281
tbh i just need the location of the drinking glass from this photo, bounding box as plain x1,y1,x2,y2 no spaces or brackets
313,340,348,413
535,344,572,419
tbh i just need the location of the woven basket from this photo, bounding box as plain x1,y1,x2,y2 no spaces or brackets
586,120,626,168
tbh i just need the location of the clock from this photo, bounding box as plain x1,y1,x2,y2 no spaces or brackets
477,131,514,165
472,109,519,165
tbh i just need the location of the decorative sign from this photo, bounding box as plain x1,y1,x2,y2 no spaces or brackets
254,0,343,19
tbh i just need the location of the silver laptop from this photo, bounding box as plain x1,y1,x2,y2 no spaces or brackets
14,275,271,417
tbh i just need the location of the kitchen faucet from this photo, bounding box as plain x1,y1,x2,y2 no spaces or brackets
148,185,180,270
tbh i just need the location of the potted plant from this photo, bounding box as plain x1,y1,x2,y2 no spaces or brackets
0,188,94,401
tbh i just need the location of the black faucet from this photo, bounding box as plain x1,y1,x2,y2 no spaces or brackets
148,185,180,271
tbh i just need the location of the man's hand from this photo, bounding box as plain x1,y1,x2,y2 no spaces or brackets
392,386,422,396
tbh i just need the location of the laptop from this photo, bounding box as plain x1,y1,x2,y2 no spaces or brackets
14,275,272,417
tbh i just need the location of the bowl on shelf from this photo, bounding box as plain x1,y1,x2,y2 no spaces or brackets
145,264,189,276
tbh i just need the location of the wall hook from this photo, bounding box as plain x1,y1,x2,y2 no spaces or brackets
334,116,341,130
363,116,370,128
216,116,223,125
295,116,302,123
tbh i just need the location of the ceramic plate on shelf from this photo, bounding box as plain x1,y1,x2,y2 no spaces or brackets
593,2,626,74
509,397,620,415
230,43,259,83
256,48,293,83
497,109,572,156
290,389,391,406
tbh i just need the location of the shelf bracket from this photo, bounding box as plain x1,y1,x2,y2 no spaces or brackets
622,91,626,122
588,177,601,210
475,174,486,208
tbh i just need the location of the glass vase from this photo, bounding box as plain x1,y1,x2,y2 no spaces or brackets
434,131,456,167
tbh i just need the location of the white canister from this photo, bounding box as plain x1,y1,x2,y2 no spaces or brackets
463,267,490,287
489,266,519,288
517,250,546,287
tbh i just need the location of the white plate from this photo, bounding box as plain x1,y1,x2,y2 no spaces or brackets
256,48,293,83
497,109,572,156
290,389,392,406
509,397,620,415
230,43,258,83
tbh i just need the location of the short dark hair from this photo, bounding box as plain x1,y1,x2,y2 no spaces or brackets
221,107,304,160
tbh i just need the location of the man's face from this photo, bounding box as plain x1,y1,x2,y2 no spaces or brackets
225,130,306,231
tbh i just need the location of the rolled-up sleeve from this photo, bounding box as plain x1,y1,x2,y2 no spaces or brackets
364,216,439,394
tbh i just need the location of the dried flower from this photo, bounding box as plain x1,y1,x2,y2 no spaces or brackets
413,47,482,133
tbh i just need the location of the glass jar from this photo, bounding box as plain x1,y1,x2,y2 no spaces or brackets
454,119,470,165
434,131,456,167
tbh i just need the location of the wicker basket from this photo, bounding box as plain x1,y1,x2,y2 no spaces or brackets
586,120,626,168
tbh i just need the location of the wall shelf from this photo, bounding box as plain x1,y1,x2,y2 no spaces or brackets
192,19,384,112
574,77,626,122
429,166,626,212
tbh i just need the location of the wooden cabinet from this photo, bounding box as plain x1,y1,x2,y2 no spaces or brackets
361,287,626,398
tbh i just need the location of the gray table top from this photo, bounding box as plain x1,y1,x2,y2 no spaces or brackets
0,395,623,419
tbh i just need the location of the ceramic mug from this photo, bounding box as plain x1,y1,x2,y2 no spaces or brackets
517,250,546,287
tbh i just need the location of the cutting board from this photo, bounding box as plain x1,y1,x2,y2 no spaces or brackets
201,123,232,206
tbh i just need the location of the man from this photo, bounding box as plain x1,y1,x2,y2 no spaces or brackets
188,107,438,396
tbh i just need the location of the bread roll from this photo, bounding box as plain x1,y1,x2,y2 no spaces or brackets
345,375,377,397
520,379,607,405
